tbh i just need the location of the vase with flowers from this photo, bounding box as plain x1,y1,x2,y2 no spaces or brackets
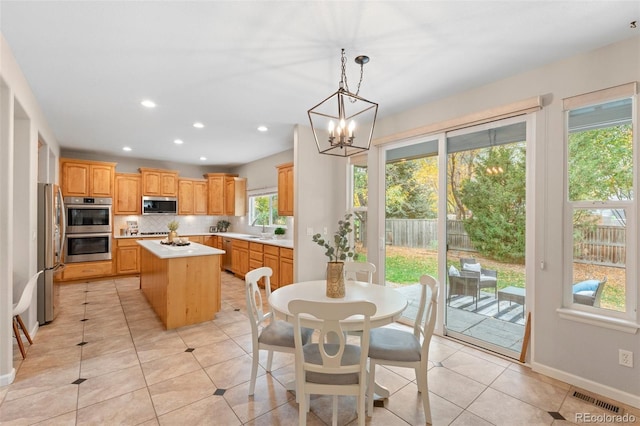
167,220,179,243
312,213,358,298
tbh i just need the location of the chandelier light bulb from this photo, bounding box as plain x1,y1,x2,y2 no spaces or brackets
348,120,356,137
328,120,335,136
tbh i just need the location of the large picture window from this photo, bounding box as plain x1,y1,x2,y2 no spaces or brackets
565,89,636,320
248,192,286,228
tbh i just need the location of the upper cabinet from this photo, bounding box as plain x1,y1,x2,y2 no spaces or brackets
114,173,141,215
139,168,178,197
276,162,294,216
204,173,246,216
178,178,208,215
60,158,116,197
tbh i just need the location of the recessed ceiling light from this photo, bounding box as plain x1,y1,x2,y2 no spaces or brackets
174,139,184,145
193,122,204,129
122,146,132,152
140,100,156,108
199,156,207,161
257,126,268,132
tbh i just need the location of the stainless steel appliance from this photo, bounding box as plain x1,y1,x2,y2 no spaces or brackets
65,232,112,263
64,196,112,233
222,238,232,271
37,183,66,324
142,196,178,215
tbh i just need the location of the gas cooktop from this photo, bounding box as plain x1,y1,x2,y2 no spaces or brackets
139,232,169,235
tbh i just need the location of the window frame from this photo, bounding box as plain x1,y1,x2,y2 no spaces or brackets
248,190,286,229
560,85,639,332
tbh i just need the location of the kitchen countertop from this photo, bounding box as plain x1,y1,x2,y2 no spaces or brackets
115,232,216,239
213,232,294,249
137,240,225,259
118,231,294,249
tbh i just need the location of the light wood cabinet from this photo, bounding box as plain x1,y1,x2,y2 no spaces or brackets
60,158,116,197
205,174,225,215
186,235,204,244
231,239,249,277
178,179,208,215
276,162,294,216
249,242,264,285
115,238,140,274
225,176,246,216
114,173,141,215
193,180,208,215
263,245,280,290
139,168,178,196
57,260,113,281
204,173,246,216
279,247,294,287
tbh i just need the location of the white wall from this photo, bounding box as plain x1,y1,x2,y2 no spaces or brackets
0,34,60,385
293,124,348,282
371,35,640,406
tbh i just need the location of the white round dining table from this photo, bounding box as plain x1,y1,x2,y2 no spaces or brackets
269,280,408,330
269,279,409,401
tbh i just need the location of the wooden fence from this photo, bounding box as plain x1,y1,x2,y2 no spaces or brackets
383,219,625,266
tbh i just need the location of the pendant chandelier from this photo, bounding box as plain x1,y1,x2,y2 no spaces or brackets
308,49,378,157
485,129,504,175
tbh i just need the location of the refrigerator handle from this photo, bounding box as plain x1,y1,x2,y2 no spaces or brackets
58,185,67,262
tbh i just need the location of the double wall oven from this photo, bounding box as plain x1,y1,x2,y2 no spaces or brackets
64,197,112,263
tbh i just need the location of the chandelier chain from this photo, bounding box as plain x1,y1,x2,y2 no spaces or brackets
340,49,364,103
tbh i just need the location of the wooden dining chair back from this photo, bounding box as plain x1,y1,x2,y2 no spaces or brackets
289,299,376,426
13,270,43,358
245,267,312,395
343,261,376,285
367,274,439,423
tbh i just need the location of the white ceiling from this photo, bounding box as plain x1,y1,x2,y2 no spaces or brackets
1,1,638,166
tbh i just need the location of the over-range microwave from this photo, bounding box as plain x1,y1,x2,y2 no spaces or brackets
142,196,178,215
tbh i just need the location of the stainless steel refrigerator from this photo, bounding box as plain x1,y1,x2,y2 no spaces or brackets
37,183,66,324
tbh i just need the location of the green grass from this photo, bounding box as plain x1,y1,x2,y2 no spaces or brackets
382,248,624,310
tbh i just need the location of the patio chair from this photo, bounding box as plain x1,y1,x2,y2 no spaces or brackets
460,257,498,299
573,277,607,307
448,266,481,309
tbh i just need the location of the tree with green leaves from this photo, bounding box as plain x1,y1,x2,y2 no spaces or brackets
386,160,435,219
459,144,526,263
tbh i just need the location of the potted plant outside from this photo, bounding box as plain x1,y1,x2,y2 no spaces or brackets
312,213,358,298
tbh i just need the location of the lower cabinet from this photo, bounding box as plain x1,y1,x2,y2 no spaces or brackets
263,245,280,290
116,239,141,274
231,239,249,277
279,248,294,287
57,261,113,281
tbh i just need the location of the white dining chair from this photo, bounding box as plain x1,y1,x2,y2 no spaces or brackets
245,267,312,396
13,270,43,359
343,261,376,285
289,299,376,426
367,274,439,423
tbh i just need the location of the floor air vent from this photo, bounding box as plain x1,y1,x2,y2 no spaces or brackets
572,390,621,414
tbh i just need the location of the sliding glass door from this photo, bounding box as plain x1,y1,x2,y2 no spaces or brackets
445,118,528,357
383,139,439,323
379,115,531,358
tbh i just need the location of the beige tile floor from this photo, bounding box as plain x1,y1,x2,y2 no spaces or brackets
2,273,638,425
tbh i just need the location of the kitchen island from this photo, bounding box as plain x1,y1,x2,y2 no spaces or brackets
137,240,225,329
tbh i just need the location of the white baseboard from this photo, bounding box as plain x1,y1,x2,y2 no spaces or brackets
0,368,16,387
531,361,640,409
